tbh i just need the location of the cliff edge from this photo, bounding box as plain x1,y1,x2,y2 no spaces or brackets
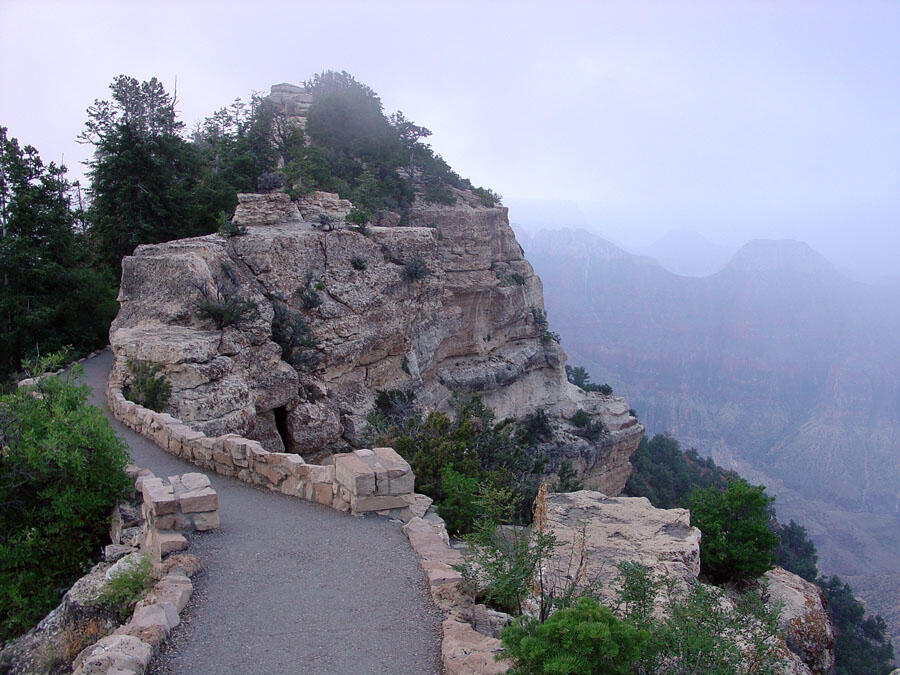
109,190,642,494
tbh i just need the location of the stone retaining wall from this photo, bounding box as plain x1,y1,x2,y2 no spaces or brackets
106,386,424,519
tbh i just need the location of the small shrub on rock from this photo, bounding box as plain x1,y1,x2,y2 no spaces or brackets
271,301,320,371
123,360,171,412
555,459,584,493
193,275,260,329
501,597,648,674
350,256,368,271
98,554,153,621
400,257,428,282
217,211,247,237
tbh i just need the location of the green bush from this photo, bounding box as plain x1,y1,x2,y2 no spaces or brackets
400,257,428,282
372,395,546,529
194,277,259,329
217,211,248,237
350,256,368,271
818,576,895,674
98,554,153,621
635,582,786,673
688,479,778,584
271,301,320,371
554,459,583,493
597,383,613,396
501,597,648,674
0,363,131,641
437,467,483,536
123,359,171,412
571,410,591,428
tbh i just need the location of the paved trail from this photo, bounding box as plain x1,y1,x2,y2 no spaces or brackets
82,351,442,674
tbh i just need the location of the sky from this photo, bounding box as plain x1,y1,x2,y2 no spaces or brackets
1,0,898,281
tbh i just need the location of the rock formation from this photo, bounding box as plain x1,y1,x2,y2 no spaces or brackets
109,189,642,493
539,490,836,674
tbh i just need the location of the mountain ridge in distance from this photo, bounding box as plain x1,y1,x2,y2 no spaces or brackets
519,225,900,650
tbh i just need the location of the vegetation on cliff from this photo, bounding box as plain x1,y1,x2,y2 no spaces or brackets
626,432,896,673
0,128,117,384
368,392,546,532
0,353,130,641
1,72,502,385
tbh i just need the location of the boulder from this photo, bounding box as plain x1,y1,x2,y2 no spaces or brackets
764,567,835,673
540,490,702,609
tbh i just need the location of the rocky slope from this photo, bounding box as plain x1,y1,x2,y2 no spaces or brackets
109,194,642,494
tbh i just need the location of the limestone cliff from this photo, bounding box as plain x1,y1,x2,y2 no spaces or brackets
109,191,642,494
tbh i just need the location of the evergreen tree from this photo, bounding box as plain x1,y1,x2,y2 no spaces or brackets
0,128,116,381
688,478,779,583
80,76,202,273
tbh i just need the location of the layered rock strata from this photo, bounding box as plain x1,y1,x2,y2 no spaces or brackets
109,190,642,493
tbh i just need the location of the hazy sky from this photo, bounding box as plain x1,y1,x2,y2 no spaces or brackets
2,0,898,281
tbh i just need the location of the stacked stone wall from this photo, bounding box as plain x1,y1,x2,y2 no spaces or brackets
106,385,424,519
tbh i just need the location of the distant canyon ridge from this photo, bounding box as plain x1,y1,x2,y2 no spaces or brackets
517,227,900,647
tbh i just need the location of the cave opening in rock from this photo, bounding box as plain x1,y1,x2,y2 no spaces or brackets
273,405,292,452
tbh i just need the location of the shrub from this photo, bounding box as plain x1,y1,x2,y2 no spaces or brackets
458,514,558,616
636,582,786,673
256,171,287,193
597,383,613,396
571,409,591,428
271,301,320,371
555,459,584,493
373,395,546,528
501,597,648,675
437,467,482,536
123,360,171,412
194,272,259,329
217,211,247,237
774,520,819,582
345,206,370,230
472,186,502,208
299,271,323,310
522,409,553,443
688,479,778,584
350,256,368,271
400,257,428,282
0,361,131,640
98,554,154,621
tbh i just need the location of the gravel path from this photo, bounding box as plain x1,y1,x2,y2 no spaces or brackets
82,351,443,674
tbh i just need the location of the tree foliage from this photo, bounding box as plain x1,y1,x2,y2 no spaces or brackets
818,575,895,674
81,76,203,273
0,358,130,640
502,596,648,675
369,394,545,529
688,478,778,584
625,434,735,509
0,127,117,383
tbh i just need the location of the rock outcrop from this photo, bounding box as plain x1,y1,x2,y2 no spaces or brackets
539,490,836,674
763,567,836,674
109,189,642,492
539,490,702,610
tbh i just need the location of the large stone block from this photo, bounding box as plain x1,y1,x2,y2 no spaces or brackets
141,478,177,516
179,487,218,514
191,510,220,531
334,452,376,496
351,494,407,513
157,531,188,556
